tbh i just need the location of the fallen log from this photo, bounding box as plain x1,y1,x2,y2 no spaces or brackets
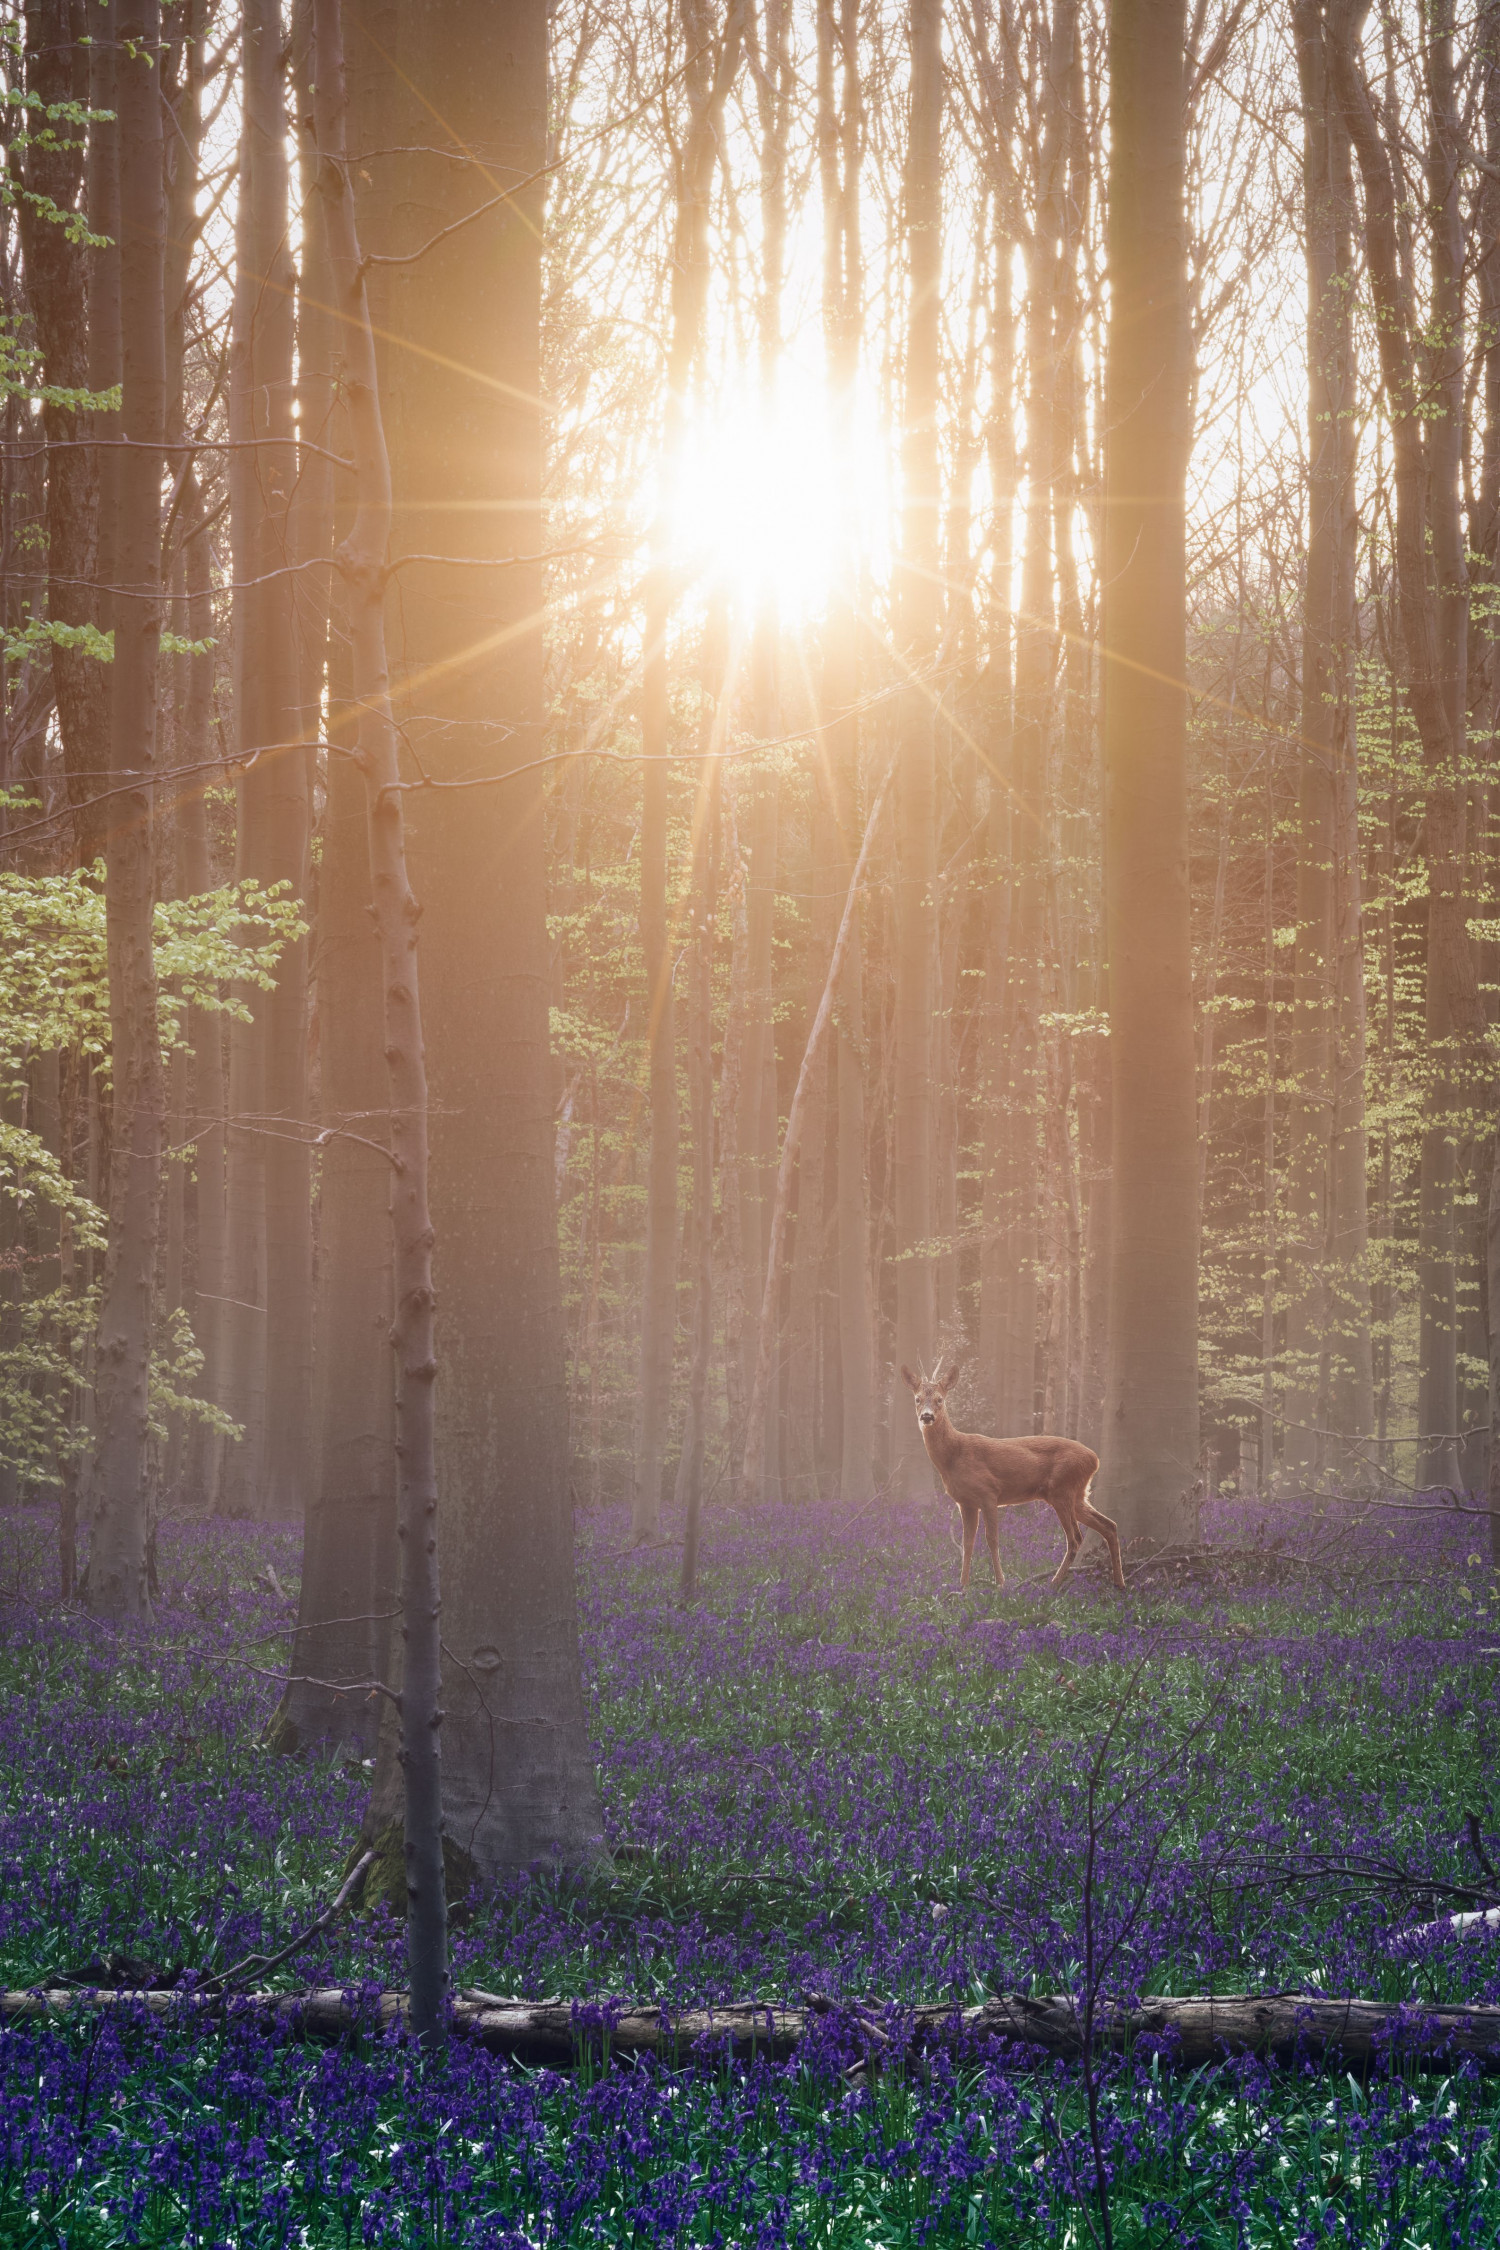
6,1986,1500,2071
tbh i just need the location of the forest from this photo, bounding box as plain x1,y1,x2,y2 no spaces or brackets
5,0,1500,2239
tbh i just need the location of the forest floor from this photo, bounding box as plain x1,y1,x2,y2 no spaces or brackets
3,1489,1500,2243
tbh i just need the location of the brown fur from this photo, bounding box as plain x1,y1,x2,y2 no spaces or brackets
901,1363,1126,1591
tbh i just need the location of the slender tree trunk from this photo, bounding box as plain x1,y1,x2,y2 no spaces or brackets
719,786,750,1503
676,628,724,1597
1416,0,1468,1491
310,0,445,2040
249,0,314,1521
737,706,780,1500
1100,0,1199,1546
19,0,106,870
785,821,832,1501
891,0,942,1489
817,0,873,1498
87,0,166,1622
978,181,1022,1434
634,0,745,1537
177,475,225,1507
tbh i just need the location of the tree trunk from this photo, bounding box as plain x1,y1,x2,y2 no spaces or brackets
247,0,314,1522
1283,0,1349,1478
817,0,874,1501
634,0,745,1536
21,1985,1500,2077
276,591,395,1757
177,475,226,1508
737,677,780,1499
271,0,395,1755
19,0,107,870
890,0,942,1490
1100,0,1199,1546
309,0,446,2041
977,182,1026,1435
1416,0,1469,1492
1333,0,1489,1490
87,0,166,1623
675,630,723,1597
377,0,602,1880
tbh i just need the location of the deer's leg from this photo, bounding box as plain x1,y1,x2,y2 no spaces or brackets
982,1505,1005,1588
1049,1502,1080,1588
958,1507,978,1590
1078,1494,1126,1590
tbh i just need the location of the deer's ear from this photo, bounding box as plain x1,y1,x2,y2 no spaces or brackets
900,1364,919,1393
939,1362,960,1392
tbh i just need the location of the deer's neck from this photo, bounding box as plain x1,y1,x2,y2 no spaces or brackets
923,1413,964,1470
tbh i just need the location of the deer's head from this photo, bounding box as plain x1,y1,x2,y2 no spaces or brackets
902,1361,959,1429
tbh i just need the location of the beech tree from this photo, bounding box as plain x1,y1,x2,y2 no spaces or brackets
1099,0,1200,1545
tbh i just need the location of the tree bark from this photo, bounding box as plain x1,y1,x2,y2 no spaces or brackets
271,0,395,1755
1333,0,1489,1490
675,624,724,1598
241,0,313,1522
310,0,447,2044
177,473,226,1509
17,0,107,870
87,0,165,1623
890,0,942,1490
817,0,874,1501
17,1985,1500,2076
376,0,602,1880
1099,0,1199,1545
634,0,745,1537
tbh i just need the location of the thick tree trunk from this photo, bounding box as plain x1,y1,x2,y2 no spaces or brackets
276,648,395,1756
1283,1,1347,1477
1100,0,1199,1546
376,0,602,1880
87,0,166,1623
890,0,942,1491
1333,0,1489,1491
273,1,395,1756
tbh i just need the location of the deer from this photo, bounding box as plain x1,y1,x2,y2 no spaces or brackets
901,1363,1126,1592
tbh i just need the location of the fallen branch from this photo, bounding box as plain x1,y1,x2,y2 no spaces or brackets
196,1850,375,1994
7,1986,1500,2072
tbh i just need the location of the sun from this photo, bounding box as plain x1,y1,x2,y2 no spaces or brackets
662,366,863,622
